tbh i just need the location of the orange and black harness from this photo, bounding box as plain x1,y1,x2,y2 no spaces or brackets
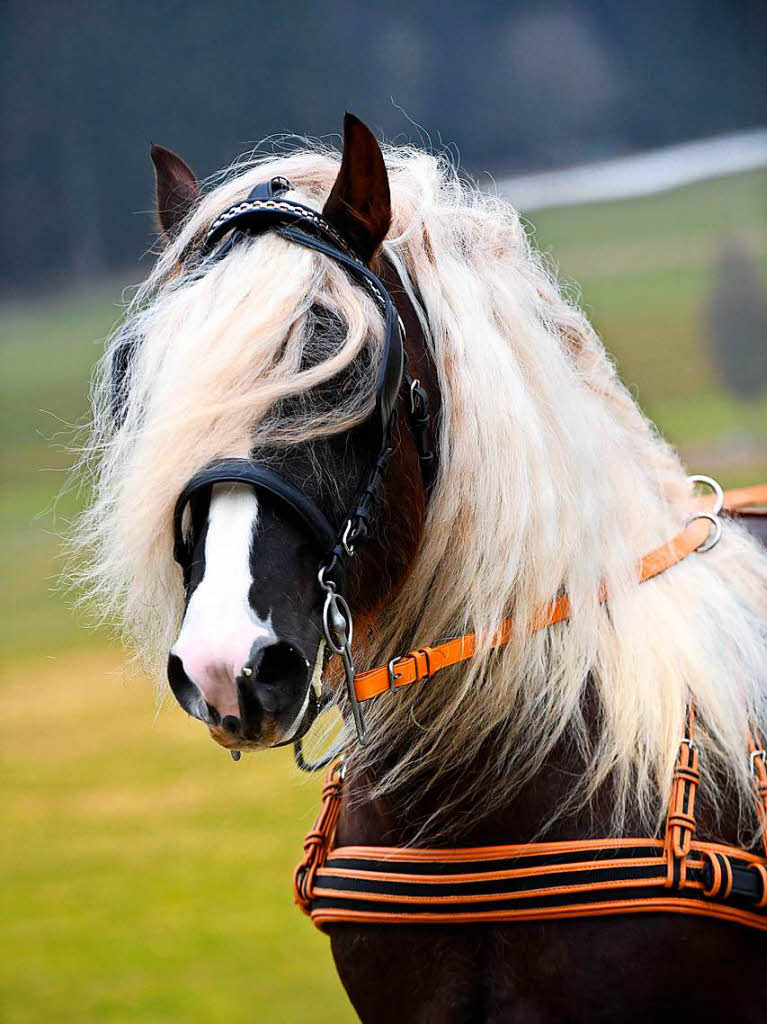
295,482,767,932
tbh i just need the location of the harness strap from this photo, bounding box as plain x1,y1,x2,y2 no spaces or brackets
294,761,346,910
293,482,767,933
664,704,700,889
355,483,767,703
749,724,767,858
293,759,767,932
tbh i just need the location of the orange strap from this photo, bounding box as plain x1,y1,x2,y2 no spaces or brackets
749,725,767,859
355,483,767,703
294,758,767,932
293,762,345,911
664,704,700,888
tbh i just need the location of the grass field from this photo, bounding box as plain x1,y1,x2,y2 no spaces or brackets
1,168,766,1022
1,651,346,1024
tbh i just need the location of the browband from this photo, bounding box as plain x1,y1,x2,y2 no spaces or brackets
200,177,406,439
173,459,338,578
112,176,409,447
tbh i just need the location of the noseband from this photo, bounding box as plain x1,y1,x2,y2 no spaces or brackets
112,176,436,753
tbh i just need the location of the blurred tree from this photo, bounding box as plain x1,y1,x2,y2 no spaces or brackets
706,240,767,400
0,0,765,292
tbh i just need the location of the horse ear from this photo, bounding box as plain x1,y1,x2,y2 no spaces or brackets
150,144,200,239
322,113,391,264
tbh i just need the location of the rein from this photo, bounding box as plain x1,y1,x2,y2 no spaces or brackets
354,480,767,704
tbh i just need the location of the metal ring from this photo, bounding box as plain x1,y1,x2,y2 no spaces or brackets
317,565,336,593
750,750,766,775
341,520,356,557
688,475,724,515
322,589,353,655
686,511,723,553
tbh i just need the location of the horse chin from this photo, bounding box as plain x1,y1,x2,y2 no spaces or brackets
206,718,280,753
205,696,318,754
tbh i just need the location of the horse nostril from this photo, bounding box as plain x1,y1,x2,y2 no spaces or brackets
221,715,241,734
241,641,309,715
258,642,306,687
167,653,209,723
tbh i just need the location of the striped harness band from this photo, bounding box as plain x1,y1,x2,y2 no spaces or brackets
294,483,767,931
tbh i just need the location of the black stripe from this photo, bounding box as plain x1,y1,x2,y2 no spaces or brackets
325,845,660,876
316,863,665,899
310,883,727,918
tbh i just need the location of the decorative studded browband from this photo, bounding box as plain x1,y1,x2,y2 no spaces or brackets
294,484,767,933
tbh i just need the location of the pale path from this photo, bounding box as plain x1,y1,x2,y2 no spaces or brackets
497,128,767,211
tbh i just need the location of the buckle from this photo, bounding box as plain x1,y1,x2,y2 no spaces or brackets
387,657,401,692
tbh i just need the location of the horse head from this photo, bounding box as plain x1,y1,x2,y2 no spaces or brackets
77,113,767,847
149,116,434,756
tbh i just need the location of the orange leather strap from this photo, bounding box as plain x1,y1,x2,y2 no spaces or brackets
355,483,767,704
294,762,345,913
749,725,767,859
664,704,700,888
294,760,767,932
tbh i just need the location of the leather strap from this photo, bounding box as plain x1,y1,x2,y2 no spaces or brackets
294,761,767,932
354,483,767,704
664,704,700,888
294,482,767,934
749,725,767,858
174,458,338,570
201,184,406,439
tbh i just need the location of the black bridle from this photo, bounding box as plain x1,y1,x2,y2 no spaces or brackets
112,176,435,758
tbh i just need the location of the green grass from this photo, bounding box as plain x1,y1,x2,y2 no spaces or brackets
1,169,766,1022
530,169,767,407
0,651,352,1023
0,284,125,658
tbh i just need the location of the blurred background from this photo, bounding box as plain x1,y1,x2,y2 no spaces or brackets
2,1,765,1021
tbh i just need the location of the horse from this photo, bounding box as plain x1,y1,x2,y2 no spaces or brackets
75,114,767,1021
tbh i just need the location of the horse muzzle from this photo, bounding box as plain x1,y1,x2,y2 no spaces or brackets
167,638,317,752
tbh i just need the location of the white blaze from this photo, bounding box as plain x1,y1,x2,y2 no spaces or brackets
171,483,275,719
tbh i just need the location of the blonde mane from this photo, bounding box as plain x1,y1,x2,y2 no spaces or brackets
75,140,767,839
